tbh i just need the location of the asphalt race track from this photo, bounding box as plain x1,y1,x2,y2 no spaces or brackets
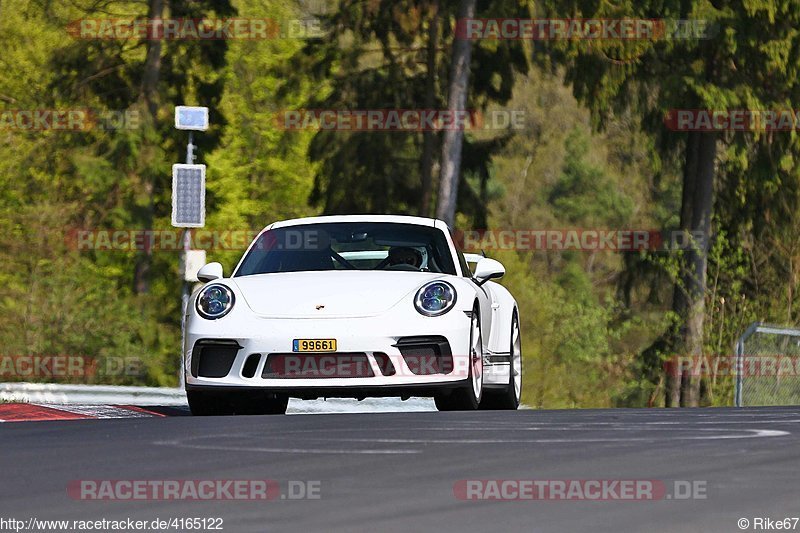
1,407,799,532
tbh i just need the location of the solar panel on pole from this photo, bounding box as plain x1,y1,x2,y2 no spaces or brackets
171,163,206,228
175,106,209,131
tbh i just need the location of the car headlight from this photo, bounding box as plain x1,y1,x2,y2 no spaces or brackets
196,284,235,319
414,281,457,316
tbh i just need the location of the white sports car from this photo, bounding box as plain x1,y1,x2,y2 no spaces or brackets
183,215,521,414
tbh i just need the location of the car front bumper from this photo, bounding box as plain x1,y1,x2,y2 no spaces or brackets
183,306,475,396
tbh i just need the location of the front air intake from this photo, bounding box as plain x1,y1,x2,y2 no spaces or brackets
191,340,241,378
395,336,453,375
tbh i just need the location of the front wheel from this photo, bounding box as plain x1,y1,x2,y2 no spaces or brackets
187,390,288,416
435,306,483,411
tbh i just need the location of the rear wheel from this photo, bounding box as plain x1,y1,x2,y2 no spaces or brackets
480,309,521,410
187,390,288,416
435,307,483,411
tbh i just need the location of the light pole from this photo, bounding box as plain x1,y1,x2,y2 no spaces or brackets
173,105,209,388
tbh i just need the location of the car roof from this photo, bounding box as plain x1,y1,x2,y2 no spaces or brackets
266,214,449,231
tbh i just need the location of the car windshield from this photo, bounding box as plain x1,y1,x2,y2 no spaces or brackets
234,222,457,276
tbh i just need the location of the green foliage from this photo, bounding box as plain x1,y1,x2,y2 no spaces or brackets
279,0,529,216
0,203,179,385
2,0,800,411
549,128,633,226
498,251,625,408
485,67,656,407
204,0,318,272
0,0,315,386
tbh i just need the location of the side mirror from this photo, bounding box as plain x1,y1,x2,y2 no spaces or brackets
473,257,505,286
197,262,224,283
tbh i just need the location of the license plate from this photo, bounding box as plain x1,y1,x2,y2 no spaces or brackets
293,339,337,352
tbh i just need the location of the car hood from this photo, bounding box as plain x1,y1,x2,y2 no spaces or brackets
230,271,446,318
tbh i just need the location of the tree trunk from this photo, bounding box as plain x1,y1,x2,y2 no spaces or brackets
434,0,476,227
684,132,716,406
667,131,716,407
418,0,439,217
133,0,165,294
140,0,164,117
667,131,698,407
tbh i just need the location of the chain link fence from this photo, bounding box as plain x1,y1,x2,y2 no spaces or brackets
735,323,800,407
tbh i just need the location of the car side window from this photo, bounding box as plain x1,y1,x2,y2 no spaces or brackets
457,250,472,278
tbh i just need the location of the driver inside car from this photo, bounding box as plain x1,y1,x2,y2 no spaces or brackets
387,246,423,268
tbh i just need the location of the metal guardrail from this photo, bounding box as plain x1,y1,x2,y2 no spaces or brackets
5,366,779,411
0,383,187,405
0,382,439,412
0,382,533,415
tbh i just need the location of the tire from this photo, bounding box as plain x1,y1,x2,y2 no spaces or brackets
187,390,288,416
480,309,521,410
435,306,483,411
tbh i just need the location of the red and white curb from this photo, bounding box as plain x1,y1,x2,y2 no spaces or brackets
0,403,177,422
